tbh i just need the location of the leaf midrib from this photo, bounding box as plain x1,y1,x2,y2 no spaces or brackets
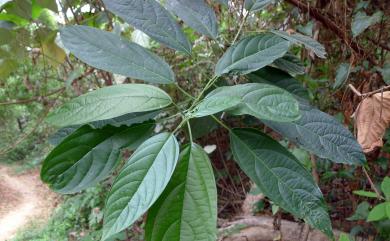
231,130,319,217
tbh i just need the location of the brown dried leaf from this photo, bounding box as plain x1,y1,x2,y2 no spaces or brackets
356,91,390,153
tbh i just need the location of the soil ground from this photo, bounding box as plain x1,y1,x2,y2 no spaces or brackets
0,165,58,241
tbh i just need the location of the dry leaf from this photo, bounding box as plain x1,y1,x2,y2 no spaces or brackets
356,91,390,153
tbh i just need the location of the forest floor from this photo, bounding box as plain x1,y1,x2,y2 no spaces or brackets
0,164,58,241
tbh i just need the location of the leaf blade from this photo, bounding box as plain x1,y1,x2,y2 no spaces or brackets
230,128,333,238
46,84,172,127
166,0,218,39
60,26,175,84
41,123,154,194
215,33,289,76
248,66,309,99
244,0,273,12
271,30,327,58
262,101,366,165
204,83,300,122
102,132,180,240
103,0,191,54
352,11,383,37
191,96,242,118
145,143,217,241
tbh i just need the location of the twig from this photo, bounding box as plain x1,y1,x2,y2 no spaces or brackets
284,0,378,65
232,11,248,45
348,84,362,97
362,167,384,200
310,154,319,184
0,87,65,106
348,84,390,98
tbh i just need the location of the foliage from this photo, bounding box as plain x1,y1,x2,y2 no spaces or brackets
0,0,389,241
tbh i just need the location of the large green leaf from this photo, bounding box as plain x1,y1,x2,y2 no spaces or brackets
352,11,383,37
41,123,154,194
48,111,159,145
273,53,305,75
230,128,333,238
262,101,366,165
48,126,79,145
248,66,309,99
90,111,160,129
197,83,300,122
215,33,289,76
190,96,241,117
271,30,326,59
46,84,172,127
166,0,218,39
103,0,191,54
102,133,180,240
60,26,175,84
244,0,273,12
145,143,217,241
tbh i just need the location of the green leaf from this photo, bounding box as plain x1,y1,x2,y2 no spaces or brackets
34,0,58,12
202,83,300,122
271,30,327,58
215,33,289,76
248,66,309,99
166,0,218,39
230,128,333,238
386,203,390,218
273,53,305,75
262,101,366,165
41,123,154,194
244,0,273,12
46,84,172,127
102,133,180,240
103,0,191,54
48,111,159,145
48,126,79,145
353,190,378,198
60,26,175,84
381,177,390,200
90,111,160,129
352,11,383,37
347,201,370,221
0,12,29,26
333,63,351,89
191,97,242,117
189,117,218,139
145,143,217,241
339,233,351,241
367,202,388,222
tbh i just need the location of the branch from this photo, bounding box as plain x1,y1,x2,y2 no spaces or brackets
0,87,65,106
367,36,390,52
348,84,390,98
284,0,378,65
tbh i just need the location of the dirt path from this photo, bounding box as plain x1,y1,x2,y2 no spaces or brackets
0,165,58,241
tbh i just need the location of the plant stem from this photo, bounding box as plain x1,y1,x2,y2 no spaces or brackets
211,115,231,131
187,121,193,143
175,83,195,100
232,11,248,45
188,76,219,111
362,166,384,200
